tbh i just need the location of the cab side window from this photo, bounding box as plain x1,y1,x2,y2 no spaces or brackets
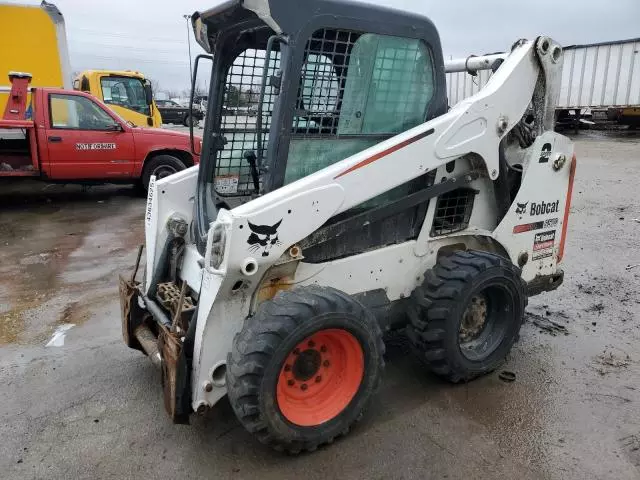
285,30,435,184
100,76,150,115
49,94,116,130
287,29,437,263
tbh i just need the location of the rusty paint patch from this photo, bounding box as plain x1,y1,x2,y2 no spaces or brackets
257,277,294,305
158,328,190,423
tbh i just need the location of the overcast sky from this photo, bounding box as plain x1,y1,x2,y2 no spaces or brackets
8,0,640,92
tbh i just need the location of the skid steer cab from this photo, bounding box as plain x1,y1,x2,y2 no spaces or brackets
119,0,576,453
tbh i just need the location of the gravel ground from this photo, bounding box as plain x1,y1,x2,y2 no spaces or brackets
0,131,639,479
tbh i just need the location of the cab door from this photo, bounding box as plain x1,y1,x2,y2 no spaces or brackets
45,92,135,179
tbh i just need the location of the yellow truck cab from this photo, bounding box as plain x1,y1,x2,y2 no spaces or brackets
73,70,162,128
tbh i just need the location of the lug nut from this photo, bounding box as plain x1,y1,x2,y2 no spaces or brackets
301,383,308,391
323,360,330,367
308,340,315,348
320,345,327,353
287,379,295,386
284,364,291,372
315,376,322,383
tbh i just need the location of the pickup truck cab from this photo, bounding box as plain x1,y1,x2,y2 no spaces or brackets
1,73,199,191
156,99,204,127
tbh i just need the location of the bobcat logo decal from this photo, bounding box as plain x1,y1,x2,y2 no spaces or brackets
515,201,528,214
247,219,282,257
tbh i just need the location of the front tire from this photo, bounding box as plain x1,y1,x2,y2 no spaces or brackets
183,114,198,127
226,286,385,454
406,250,527,383
140,154,187,192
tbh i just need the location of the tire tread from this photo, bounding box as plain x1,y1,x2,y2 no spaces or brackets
406,250,527,382
227,285,385,454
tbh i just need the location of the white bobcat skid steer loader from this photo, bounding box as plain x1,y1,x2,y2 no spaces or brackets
118,0,576,453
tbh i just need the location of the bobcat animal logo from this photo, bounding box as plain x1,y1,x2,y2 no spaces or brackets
515,201,528,214
247,219,282,257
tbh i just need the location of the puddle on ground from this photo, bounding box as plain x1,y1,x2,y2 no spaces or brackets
0,185,145,345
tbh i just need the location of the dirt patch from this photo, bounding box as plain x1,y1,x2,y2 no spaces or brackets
591,350,632,376
585,302,605,314
0,292,50,345
621,433,640,467
57,302,92,326
0,188,145,346
526,311,570,336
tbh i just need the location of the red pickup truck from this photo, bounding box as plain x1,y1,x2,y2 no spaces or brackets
1,72,199,191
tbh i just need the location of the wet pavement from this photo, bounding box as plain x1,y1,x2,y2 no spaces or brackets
0,132,639,479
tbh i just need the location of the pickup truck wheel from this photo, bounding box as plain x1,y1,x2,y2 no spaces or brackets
141,154,186,191
183,114,198,127
226,286,385,454
406,250,527,383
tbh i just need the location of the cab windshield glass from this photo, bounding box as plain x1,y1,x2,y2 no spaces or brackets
100,76,150,116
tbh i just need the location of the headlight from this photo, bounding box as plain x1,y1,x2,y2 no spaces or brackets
209,222,226,269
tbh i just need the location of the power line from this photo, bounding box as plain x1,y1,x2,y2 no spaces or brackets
73,54,190,66
67,27,185,44
71,42,186,55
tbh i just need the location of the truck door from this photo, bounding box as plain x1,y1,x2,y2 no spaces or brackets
45,92,134,179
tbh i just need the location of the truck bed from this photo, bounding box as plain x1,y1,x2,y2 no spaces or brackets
0,121,40,176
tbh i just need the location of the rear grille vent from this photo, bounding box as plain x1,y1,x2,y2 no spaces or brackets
430,188,476,236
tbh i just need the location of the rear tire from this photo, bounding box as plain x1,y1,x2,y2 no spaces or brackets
226,285,385,454
183,114,198,127
140,154,187,192
406,250,527,383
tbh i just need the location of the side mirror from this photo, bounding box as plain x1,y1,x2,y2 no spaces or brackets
107,123,124,132
144,81,153,105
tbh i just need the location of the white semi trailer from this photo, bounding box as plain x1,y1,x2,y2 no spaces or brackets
447,38,640,128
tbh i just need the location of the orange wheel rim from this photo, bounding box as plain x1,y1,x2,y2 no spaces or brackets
276,328,364,427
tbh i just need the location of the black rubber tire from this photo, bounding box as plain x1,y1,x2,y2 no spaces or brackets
140,154,186,192
226,285,385,454
406,250,527,383
183,114,198,127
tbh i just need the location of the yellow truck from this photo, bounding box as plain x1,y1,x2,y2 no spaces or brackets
73,70,162,127
1,1,162,127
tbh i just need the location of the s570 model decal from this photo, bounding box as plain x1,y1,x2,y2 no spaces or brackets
76,142,116,151
513,217,558,234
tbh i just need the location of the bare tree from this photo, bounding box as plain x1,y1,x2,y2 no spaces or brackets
194,82,207,97
242,87,259,105
147,78,162,98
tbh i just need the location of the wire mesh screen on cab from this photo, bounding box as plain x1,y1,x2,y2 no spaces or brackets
214,48,281,196
213,29,434,196
285,29,434,185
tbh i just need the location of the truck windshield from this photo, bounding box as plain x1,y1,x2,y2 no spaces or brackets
100,76,150,116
